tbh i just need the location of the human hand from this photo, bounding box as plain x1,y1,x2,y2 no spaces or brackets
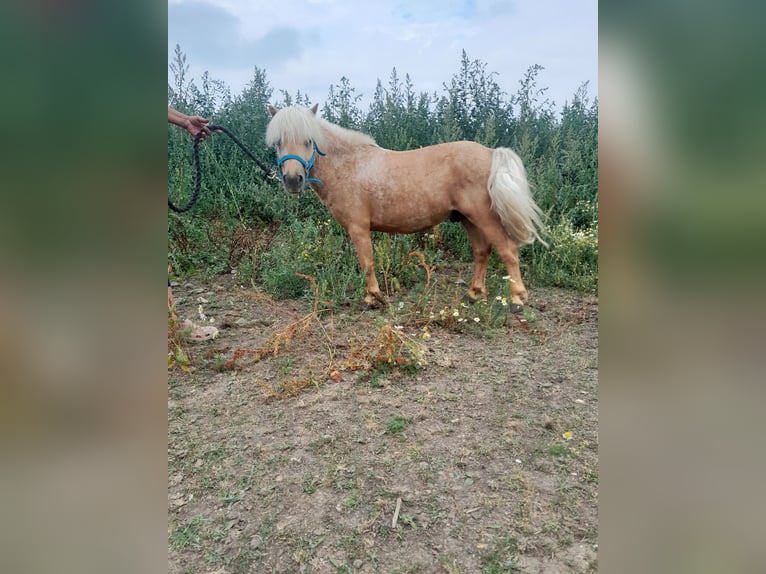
184,115,212,141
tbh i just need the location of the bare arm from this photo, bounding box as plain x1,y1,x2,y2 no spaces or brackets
168,107,212,141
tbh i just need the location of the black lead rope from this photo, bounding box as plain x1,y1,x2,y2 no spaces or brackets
168,125,277,213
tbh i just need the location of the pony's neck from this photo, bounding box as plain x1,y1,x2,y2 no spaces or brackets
318,119,377,151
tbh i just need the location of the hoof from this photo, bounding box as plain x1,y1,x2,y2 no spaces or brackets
510,303,524,314
362,296,386,310
462,293,487,305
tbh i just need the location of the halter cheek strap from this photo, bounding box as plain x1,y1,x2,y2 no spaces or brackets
277,142,326,185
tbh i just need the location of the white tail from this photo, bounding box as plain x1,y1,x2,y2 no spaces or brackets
487,148,548,247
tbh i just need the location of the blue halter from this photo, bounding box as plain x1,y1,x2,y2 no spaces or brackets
276,142,326,185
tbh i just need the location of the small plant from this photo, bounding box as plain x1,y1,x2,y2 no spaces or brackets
344,490,363,510
547,444,577,458
521,308,537,323
169,516,207,550
219,490,242,505
369,370,386,388
386,415,413,434
480,535,520,573
291,535,325,564
277,356,296,376
302,476,320,495
168,313,192,372
400,513,417,528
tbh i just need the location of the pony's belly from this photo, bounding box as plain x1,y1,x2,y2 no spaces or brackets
370,211,453,234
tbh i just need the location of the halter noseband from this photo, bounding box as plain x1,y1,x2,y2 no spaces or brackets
276,142,326,185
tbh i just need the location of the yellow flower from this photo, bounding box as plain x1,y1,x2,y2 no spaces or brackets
563,431,573,440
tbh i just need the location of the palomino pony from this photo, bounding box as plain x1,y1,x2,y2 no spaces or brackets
266,104,547,313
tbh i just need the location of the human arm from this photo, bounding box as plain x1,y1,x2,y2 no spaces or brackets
168,108,212,141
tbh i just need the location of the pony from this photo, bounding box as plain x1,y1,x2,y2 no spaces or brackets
266,104,547,313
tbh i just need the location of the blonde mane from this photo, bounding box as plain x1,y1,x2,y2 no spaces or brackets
320,120,377,148
266,106,376,150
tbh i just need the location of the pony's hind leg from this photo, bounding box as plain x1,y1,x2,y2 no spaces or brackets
501,242,527,314
467,217,528,313
461,220,491,301
346,225,385,307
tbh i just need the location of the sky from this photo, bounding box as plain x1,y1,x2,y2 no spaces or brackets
168,0,597,113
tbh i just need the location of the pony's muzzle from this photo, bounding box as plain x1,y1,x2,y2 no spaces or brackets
283,173,305,193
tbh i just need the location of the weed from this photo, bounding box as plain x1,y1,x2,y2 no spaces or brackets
219,490,242,505
337,533,365,559
292,535,325,564
335,477,357,492
277,356,296,376
440,554,463,574
169,516,207,550
230,548,259,573
547,444,577,458
400,513,417,529
302,476,320,494
369,370,386,388
329,559,353,573
386,415,413,434
480,535,520,573
344,490,363,510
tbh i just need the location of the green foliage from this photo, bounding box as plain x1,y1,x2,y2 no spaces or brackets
168,47,598,301
522,218,598,292
480,535,520,573
386,415,413,434
323,76,363,129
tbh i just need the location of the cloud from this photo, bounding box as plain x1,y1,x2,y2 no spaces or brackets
168,1,317,70
392,0,478,23
169,0,597,113
486,1,516,17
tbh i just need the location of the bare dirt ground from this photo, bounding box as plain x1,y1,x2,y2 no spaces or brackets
168,277,598,573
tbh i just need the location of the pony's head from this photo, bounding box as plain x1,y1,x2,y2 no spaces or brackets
266,104,324,194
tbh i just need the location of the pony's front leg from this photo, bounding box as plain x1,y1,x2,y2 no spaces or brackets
347,226,385,307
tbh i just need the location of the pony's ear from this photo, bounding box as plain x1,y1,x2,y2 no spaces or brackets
309,103,319,115
268,105,279,117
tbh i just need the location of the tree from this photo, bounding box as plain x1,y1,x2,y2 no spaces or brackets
168,44,191,108
438,50,510,144
323,77,363,129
